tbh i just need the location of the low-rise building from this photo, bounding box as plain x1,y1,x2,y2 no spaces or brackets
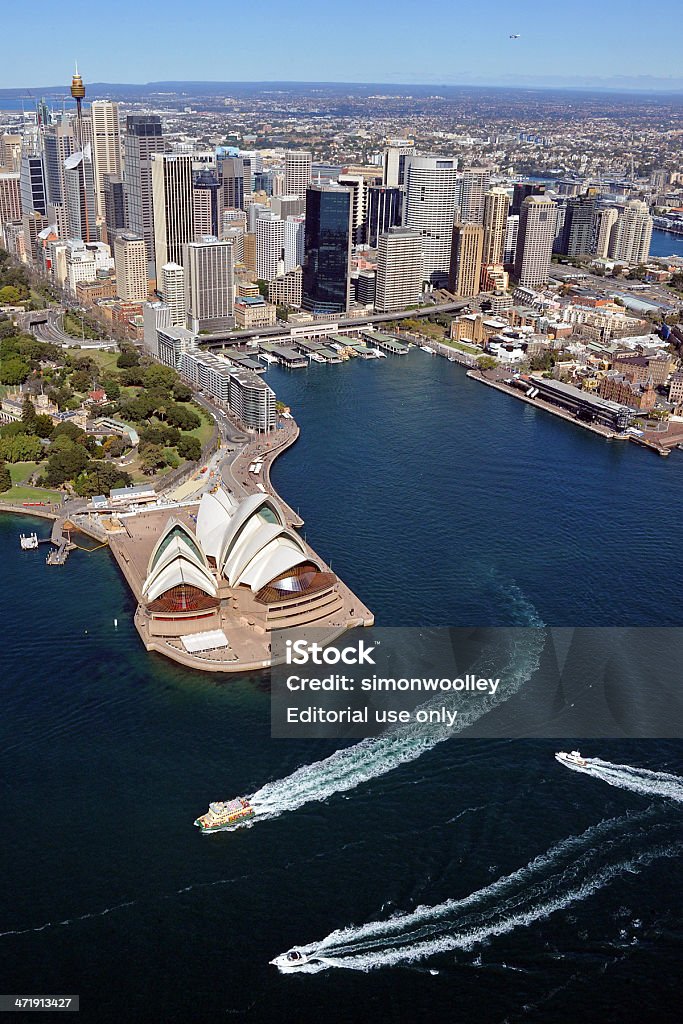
234,295,277,329
598,372,657,411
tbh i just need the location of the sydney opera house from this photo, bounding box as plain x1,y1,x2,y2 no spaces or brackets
125,486,370,670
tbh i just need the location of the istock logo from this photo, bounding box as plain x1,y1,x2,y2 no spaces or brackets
285,639,377,666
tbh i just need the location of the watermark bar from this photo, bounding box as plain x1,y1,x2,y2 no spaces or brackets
0,997,79,1012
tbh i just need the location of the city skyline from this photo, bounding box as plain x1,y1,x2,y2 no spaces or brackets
1,1,683,92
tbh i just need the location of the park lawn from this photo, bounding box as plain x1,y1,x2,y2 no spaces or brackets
187,406,215,448
443,338,480,355
64,347,119,374
9,461,45,485
1,483,61,504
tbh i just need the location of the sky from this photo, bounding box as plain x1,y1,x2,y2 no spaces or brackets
1,0,681,91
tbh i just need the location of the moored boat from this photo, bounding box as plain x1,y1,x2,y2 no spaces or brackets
194,797,255,832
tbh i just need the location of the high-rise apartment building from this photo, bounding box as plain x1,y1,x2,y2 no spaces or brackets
90,100,122,220
592,207,619,259
114,232,147,302
402,156,459,287
449,223,484,297
302,185,352,314
152,153,194,286
183,239,234,333
482,188,510,266
124,115,165,280
515,196,556,287
284,151,312,197
375,227,422,312
608,200,653,265
458,167,491,225
160,262,186,326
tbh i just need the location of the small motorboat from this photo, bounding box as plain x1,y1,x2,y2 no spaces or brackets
270,949,314,971
555,750,589,768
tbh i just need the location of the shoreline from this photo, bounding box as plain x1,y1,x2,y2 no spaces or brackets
466,370,673,456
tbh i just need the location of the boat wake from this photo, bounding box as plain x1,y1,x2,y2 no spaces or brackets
558,757,683,803
273,808,681,973
242,623,546,828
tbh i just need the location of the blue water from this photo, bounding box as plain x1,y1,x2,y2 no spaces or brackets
1,353,682,1023
650,227,683,259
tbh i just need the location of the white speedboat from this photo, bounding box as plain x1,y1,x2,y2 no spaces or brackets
270,949,315,971
555,750,589,768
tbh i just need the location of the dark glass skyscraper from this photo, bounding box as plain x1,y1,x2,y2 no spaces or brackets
511,181,545,216
366,185,402,247
302,185,353,315
560,192,597,257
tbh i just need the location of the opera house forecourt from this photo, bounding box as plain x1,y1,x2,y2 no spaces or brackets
107,486,373,672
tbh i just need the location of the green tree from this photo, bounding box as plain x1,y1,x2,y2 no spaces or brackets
0,460,11,493
477,356,498,372
177,434,202,461
71,370,94,393
50,421,86,443
102,376,121,400
21,396,37,427
0,356,30,385
33,414,55,438
0,433,42,462
143,364,178,390
116,347,141,369
171,380,193,402
0,285,22,304
42,439,89,485
139,442,167,475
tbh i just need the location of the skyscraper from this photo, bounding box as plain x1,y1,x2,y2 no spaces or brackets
90,100,122,220
152,153,194,286
375,227,422,312
20,151,47,216
124,115,165,280
515,196,556,287
449,223,484,297
160,262,186,326
511,181,545,217
114,232,147,302
256,212,285,281
192,168,222,240
218,156,245,211
382,139,414,187
560,193,596,258
503,215,520,266
64,146,97,242
103,173,126,242
284,215,305,271
42,116,74,208
338,173,366,245
458,167,491,225
284,151,312,197
302,185,353,314
366,185,402,247
184,239,234,333
402,156,459,287
481,188,511,267
608,200,653,265
592,207,619,259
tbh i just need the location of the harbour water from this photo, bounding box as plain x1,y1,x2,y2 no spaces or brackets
649,227,683,259
1,353,682,1023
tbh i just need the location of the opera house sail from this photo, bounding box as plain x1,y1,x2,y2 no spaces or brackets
131,487,367,670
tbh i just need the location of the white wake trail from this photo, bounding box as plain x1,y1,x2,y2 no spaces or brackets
559,757,683,803
277,809,681,973
246,624,545,825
